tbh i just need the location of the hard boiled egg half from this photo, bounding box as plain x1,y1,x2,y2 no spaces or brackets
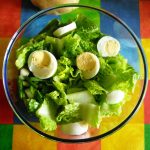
97,36,120,57
76,52,100,79
28,50,57,79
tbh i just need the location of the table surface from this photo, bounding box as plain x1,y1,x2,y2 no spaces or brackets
0,0,150,150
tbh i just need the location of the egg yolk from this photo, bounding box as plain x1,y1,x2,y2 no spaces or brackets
31,51,51,68
76,52,97,71
104,40,119,55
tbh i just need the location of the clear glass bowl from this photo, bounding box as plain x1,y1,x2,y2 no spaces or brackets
3,4,148,143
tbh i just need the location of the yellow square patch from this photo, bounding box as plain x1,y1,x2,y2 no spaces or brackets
141,39,150,79
128,103,144,124
125,79,144,124
101,124,144,150
12,125,57,150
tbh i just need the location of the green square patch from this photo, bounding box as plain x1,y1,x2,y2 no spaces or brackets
0,125,13,150
145,124,150,150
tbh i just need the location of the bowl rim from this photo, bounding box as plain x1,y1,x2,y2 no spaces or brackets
2,4,148,143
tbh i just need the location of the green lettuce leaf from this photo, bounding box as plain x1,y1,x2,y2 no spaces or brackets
25,99,39,113
100,101,122,117
56,103,81,124
52,81,67,103
47,90,67,106
53,66,73,82
53,56,74,81
105,55,128,72
44,36,63,56
96,57,117,89
80,103,101,128
18,76,26,99
84,80,107,95
108,65,139,93
58,56,73,66
79,39,98,55
15,40,45,69
66,90,96,104
75,14,102,40
96,55,138,92
60,34,82,59
36,98,57,131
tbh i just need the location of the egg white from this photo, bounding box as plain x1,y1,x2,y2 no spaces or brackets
28,50,57,79
97,36,120,57
53,22,77,37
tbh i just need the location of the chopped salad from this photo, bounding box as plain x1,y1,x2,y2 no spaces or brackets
15,14,139,135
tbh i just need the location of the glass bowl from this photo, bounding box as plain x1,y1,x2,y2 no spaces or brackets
2,4,148,143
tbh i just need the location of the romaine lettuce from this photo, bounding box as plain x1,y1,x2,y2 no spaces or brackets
47,90,67,106
84,80,107,95
56,103,81,124
75,14,102,40
26,99,39,113
60,34,82,59
36,98,57,131
100,101,122,117
80,103,101,128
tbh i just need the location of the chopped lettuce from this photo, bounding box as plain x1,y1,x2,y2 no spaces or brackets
52,80,66,94
84,80,107,95
44,36,63,56
100,100,123,117
47,90,67,106
67,87,85,94
39,116,57,131
75,14,102,40
58,56,73,66
15,40,45,69
36,98,57,131
53,65,73,82
56,103,81,124
53,56,74,81
57,102,101,128
25,99,39,113
59,34,82,58
96,55,138,92
80,103,101,128
79,39,98,55
66,90,96,104
18,76,26,99
34,90,43,103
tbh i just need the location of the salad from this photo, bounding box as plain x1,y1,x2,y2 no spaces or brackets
15,14,138,135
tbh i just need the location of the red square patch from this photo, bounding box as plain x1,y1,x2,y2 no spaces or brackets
0,0,21,37
57,141,101,150
140,0,150,38
144,80,150,124
0,80,14,124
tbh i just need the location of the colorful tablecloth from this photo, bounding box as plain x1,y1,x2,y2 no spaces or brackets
0,0,150,149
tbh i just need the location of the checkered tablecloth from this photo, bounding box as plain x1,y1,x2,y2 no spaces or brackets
0,0,150,149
